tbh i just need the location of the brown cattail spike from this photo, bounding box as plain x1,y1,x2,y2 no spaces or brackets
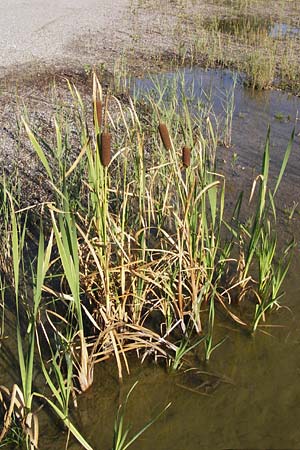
182,146,191,168
158,123,172,150
94,99,102,130
100,132,111,167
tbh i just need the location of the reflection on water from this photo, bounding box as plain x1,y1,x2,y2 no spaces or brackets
206,15,272,36
271,22,300,38
54,259,299,450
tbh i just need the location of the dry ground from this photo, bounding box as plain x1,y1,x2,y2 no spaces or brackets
0,0,300,201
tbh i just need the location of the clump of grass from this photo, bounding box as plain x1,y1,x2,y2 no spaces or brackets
243,51,276,90
0,72,295,447
173,5,300,94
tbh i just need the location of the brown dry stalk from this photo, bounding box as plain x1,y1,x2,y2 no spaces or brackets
177,272,183,318
100,132,111,166
182,146,191,168
158,123,172,150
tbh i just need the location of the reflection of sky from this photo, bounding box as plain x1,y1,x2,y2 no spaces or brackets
270,22,300,38
132,68,300,182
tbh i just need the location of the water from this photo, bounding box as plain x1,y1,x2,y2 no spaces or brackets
205,15,300,39
133,68,300,193
208,15,272,36
271,22,300,38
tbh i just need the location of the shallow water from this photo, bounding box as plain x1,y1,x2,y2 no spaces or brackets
205,15,300,39
207,15,272,36
270,22,300,38
46,264,300,449
133,68,300,192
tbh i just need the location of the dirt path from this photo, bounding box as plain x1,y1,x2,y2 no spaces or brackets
0,0,187,80
0,0,130,75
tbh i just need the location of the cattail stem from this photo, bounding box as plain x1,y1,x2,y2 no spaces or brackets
158,123,172,150
177,272,183,318
182,146,191,168
100,132,111,167
104,95,109,132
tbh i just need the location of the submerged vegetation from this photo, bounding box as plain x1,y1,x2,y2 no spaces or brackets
0,70,295,448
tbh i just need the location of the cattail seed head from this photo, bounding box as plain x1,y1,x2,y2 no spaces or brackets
100,132,111,167
158,123,172,150
94,99,102,129
182,146,191,168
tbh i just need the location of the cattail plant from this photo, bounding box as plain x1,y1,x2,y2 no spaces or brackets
158,123,172,150
182,146,191,168
100,95,111,167
100,132,111,167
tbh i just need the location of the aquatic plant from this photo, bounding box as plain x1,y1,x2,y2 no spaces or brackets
0,72,295,447
112,381,171,450
182,146,191,168
158,123,172,150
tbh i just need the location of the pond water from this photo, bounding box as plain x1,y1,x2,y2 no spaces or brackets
3,68,300,450
205,15,300,39
132,68,300,196
45,264,300,449
207,15,272,36
270,22,300,38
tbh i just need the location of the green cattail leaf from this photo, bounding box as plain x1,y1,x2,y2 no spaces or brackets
22,118,53,181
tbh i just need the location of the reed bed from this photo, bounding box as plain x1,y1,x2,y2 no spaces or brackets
0,73,294,449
